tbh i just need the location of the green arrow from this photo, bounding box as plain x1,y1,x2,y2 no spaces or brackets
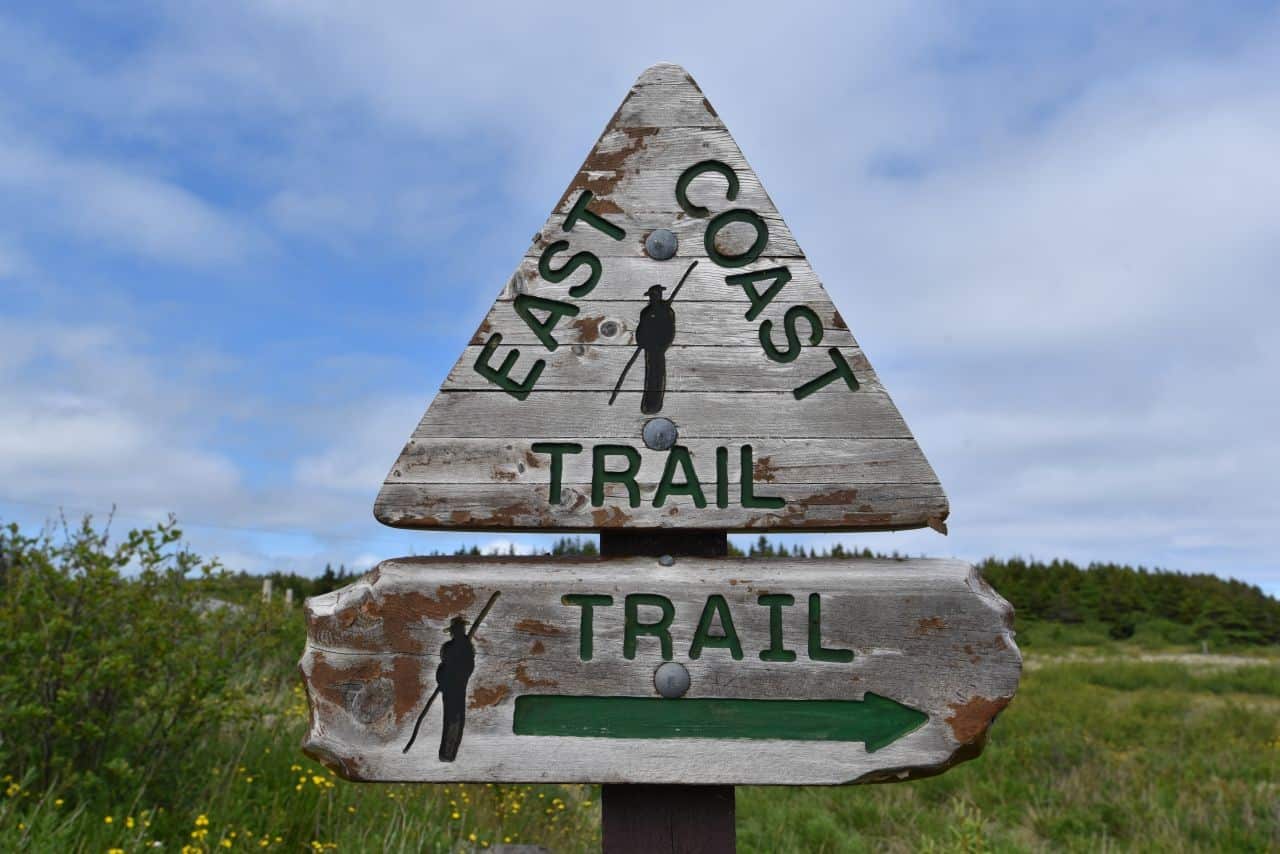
512,692,926,753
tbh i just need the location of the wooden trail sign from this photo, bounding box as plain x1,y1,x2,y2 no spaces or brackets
299,64,1021,844
301,556,1019,785
375,62,948,534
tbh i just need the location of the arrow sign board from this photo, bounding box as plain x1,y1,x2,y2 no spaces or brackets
300,556,1020,785
376,63,948,533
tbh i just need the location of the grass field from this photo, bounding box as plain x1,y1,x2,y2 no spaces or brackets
4,645,1276,853
3,523,1277,852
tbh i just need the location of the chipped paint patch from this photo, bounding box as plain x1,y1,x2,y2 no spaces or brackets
753,455,779,483
469,684,510,710
946,695,1010,744
515,618,565,637
915,617,946,636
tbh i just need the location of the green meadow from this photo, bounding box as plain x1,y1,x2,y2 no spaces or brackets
2,521,1277,852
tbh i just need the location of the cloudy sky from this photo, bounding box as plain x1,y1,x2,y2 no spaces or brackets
1,2,1277,594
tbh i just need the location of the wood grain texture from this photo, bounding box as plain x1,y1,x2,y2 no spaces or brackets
387,438,935,485
444,347,883,393
409,391,911,438
375,63,948,532
497,256,843,303
374,482,949,532
299,556,1022,785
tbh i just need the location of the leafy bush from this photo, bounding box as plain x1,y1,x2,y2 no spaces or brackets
0,516,295,806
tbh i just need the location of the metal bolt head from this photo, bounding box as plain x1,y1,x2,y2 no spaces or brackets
654,662,690,698
645,228,678,260
657,554,675,567
642,417,678,451
598,319,620,338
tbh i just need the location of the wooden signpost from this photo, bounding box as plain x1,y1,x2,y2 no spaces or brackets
302,63,1021,852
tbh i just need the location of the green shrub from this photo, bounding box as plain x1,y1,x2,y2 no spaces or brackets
0,516,295,806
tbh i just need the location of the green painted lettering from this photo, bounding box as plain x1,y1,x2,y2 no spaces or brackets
757,594,797,662
793,348,861,400
592,444,642,507
563,190,625,241
538,240,602,298
740,445,784,509
689,595,744,660
715,445,729,508
472,333,544,400
514,294,579,351
808,593,854,663
726,266,792,321
705,209,768,268
675,160,739,218
530,442,583,504
562,593,613,661
624,594,675,660
760,305,823,364
653,445,707,508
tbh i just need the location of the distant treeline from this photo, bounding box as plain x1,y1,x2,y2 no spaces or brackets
253,536,1279,647
981,557,1279,646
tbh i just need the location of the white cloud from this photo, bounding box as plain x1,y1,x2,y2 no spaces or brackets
0,134,256,266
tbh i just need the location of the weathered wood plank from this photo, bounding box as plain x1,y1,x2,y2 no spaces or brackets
387,438,935,486
413,391,913,439
499,257,845,304
473,302,854,351
300,557,1021,785
444,346,883,393
373,482,948,531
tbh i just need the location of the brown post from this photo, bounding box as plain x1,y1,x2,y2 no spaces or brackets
599,531,736,854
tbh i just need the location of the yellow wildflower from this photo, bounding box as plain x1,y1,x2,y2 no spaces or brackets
196,814,211,827
104,815,114,824
221,840,233,849
5,783,20,797
126,816,136,829
54,798,64,807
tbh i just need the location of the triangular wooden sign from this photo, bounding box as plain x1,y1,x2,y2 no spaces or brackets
375,63,948,533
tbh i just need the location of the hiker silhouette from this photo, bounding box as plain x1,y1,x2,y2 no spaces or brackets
436,616,475,762
636,284,676,414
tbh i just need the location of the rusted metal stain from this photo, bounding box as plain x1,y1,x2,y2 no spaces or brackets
469,684,509,710
753,455,779,483
945,695,1010,744
515,618,564,637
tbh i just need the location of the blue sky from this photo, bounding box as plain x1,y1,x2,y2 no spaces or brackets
1,2,1277,594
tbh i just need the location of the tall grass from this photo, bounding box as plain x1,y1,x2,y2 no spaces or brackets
738,655,1280,853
